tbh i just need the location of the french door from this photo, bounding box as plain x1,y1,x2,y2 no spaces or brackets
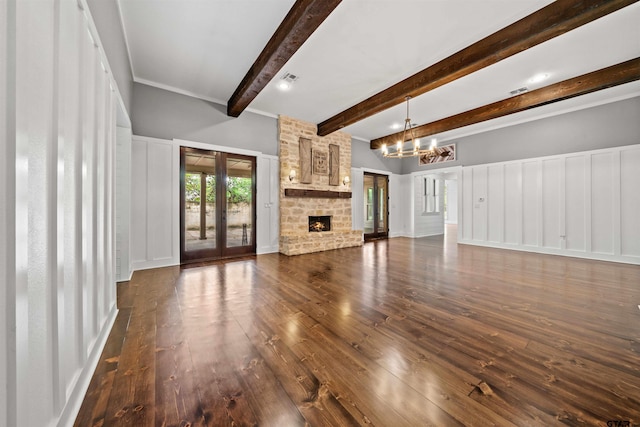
363,173,388,241
180,147,256,263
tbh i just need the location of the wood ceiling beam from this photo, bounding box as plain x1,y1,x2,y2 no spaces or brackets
227,0,342,117
318,0,638,136
370,58,640,149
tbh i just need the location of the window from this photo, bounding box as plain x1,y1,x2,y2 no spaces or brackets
423,177,440,213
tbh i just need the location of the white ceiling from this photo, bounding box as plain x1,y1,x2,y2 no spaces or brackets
118,0,640,143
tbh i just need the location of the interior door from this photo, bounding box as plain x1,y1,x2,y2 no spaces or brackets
364,173,388,241
180,147,256,263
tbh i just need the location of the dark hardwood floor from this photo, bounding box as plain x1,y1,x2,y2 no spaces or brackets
75,230,640,426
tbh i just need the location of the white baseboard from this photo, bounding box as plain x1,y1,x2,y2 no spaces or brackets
458,239,640,265
257,245,279,255
57,304,118,427
131,257,179,271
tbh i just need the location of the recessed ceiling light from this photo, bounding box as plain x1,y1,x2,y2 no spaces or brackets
277,72,298,91
277,81,291,91
528,73,549,84
390,122,401,130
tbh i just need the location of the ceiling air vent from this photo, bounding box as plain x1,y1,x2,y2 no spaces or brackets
281,72,299,83
510,87,529,96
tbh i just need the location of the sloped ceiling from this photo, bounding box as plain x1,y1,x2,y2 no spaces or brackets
118,0,640,143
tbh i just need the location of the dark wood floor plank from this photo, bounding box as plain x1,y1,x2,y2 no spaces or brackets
154,296,205,427
102,311,156,426
238,312,363,426
74,308,132,427
177,264,306,427
76,228,640,426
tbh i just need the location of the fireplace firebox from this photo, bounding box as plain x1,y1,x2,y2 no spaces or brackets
309,216,331,232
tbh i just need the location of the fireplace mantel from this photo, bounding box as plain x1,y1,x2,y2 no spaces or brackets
284,188,352,199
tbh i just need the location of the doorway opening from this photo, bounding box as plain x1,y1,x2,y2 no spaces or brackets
363,172,388,241
444,177,458,243
180,147,256,263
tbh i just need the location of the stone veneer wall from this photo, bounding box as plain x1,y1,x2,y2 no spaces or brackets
279,115,363,255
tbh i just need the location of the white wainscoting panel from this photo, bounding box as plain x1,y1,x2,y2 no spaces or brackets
471,167,488,241
115,126,132,281
2,1,123,425
565,155,586,251
522,161,539,247
504,163,522,245
542,158,562,249
461,168,474,241
620,147,640,257
147,142,175,260
591,152,615,255
0,1,10,423
487,165,504,243
130,136,180,270
131,140,148,264
257,155,279,254
460,145,640,265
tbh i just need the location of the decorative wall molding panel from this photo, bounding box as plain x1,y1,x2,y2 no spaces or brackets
116,126,133,282
256,155,280,254
130,136,180,271
460,144,640,265
1,1,126,425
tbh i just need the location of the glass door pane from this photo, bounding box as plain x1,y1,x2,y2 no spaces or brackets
377,176,388,234
184,151,218,255
364,174,374,234
224,156,254,250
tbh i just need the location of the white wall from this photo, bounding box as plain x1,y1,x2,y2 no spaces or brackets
130,137,280,269
460,144,640,265
2,0,124,425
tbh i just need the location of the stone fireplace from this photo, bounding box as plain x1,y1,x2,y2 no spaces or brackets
279,116,363,256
